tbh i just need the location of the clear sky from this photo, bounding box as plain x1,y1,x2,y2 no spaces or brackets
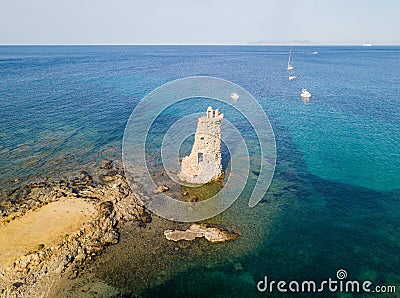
0,0,399,45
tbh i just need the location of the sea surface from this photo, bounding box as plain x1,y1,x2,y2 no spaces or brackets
0,45,400,297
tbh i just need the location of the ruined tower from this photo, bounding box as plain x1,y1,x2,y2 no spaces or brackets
179,106,223,184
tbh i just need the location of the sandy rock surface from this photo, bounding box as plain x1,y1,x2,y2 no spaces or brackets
164,223,240,243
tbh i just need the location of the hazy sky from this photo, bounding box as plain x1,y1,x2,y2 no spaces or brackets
0,0,399,45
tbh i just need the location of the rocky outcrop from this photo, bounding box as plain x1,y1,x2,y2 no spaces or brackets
164,223,240,243
153,184,169,194
0,159,240,297
0,161,151,297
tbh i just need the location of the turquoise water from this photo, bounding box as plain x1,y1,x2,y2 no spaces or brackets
0,46,399,296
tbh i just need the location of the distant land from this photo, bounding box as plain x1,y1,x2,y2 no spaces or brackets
248,40,319,45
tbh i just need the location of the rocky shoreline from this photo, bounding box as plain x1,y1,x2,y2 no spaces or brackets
0,160,240,297
0,160,151,297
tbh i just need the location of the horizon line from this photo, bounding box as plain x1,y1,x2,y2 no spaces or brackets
0,43,399,46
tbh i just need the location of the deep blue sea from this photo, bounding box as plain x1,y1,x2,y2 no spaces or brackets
0,45,399,296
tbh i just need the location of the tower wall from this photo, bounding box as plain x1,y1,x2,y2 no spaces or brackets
179,107,223,184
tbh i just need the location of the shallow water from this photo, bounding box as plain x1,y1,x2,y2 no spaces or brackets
1,45,399,296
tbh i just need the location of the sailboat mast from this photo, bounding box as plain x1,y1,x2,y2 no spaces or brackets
288,49,296,81
287,49,294,71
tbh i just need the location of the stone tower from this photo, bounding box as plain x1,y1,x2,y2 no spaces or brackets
179,106,223,184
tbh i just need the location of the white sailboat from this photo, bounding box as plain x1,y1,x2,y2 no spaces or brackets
288,49,296,81
287,49,294,70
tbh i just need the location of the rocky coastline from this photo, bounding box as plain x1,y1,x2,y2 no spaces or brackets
0,160,240,297
0,161,151,297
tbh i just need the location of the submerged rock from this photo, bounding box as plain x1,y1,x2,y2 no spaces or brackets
164,223,240,243
153,185,169,194
100,159,113,170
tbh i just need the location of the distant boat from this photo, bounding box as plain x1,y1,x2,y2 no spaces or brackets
362,43,373,47
230,92,239,101
311,51,318,55
287,49,296,81
287,49,294,71
301,88,311,99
